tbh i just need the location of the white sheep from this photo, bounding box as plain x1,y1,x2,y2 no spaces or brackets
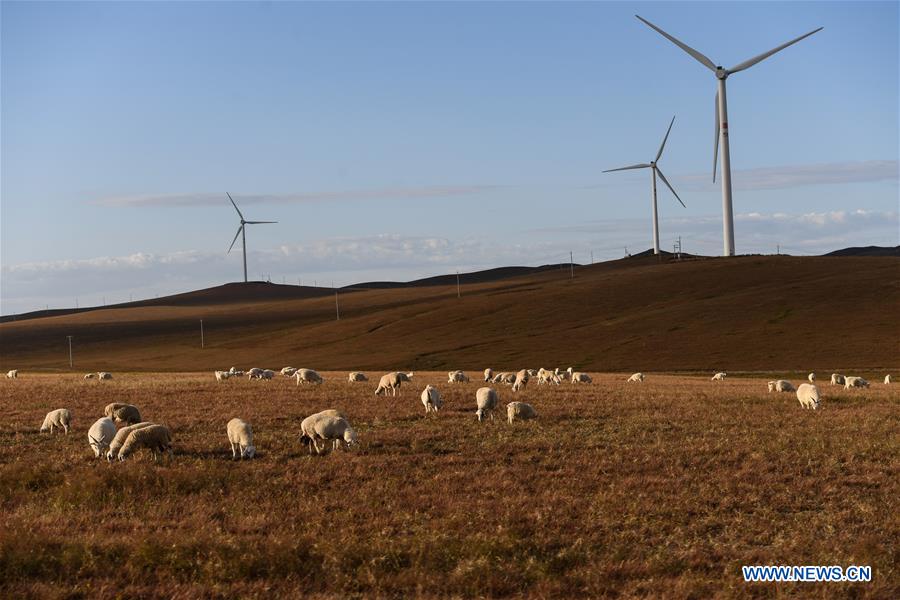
627,372,644,383
506,401,537,424
767,380,796,393
228,367,244,376
475,387,499,422
103,402,142,425
807,372,816,383
711,372,727,381
299,413,356,455
118,424,173,462
374,372,413,396
796,383,821,410
511,369,529,392
348,372,368,382
261,369,275,380
107,422,154,461
247,367,264,380
421,385,443,414
844,376,870,389
294,368,324,386
483,368,494,382
227,418,256,459
493,372,516,385
830,373,845,386
448,370,470,384
554,368,571,382
83,373,96,380
281,366,298,377
98,372,113,380
536,368,560,385
6,369,18,379
885,374,892,385
215,370,232,382
40,409,71,434
570,372,592,384
87,417,117,458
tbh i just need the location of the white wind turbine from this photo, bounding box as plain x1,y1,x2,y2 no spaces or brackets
635,15,822,257
226,192,277,283
604,115,685,256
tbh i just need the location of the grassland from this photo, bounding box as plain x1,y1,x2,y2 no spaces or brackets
1,371,897,598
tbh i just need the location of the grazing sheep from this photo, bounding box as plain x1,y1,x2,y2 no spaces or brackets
570,372,592,384
83,373,96,380
374,372,413,396
711,372,727,381
554,368,571,382
215,370,232,382
885,374,892,385
421,385,443,414
348,372,368,382
107,422,154,461
227,418,256,459
493,372,516,385
537,368,560,385
6,369,18,379
103,403,142,425
118,424,173,462
299,413,356,455
294,368,324,386
448,370,470,384
281,366,298,377
506,401,537,424
830,373,845,386
527,369,538,377
844,376,870,389
475,387,499,422
767,380,796,393
796,383,821,410
87,417,117,458
98,372,113,380
483,368,494,382
808,372,816,383
40,409,71,434
511,369,529,392
228,367,244,376
627,372,644,383
247,367,265,380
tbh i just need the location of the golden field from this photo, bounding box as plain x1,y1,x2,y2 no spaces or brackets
1,371,897,598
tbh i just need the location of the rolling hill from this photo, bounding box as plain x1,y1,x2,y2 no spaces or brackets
1,254,898,372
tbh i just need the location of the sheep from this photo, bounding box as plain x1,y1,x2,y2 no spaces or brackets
374,372,413,396
554,368,571,382
214,370,232,382
40,409,71,434
348,372,368,382
475,387,499,422
6,369,18,379
796,383,821,410
711,372,727,381
118,424,173,462
527,369,538,377
299,413,356,455
227,418,256,459
107,422,154,461
627,372,644,383
493,372,516,385
808,372,816,383
767,380,796,393
511,369,529,392
83,373,96,380
87,417,117,458
483,368,494,382
247,367,265,380
448,370,470,384
506,401,537,424
537,368,560,385
570,372,592,384
281,366,298,377
830,373,845,386
228,367,244,376
261,369,275,380
295,368,324,386
885,374,892,385
844,376,870,389
103,402,142,425
98,372,113,380
421,385,443,414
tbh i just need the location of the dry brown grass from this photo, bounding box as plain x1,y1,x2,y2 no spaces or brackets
1,372,897,598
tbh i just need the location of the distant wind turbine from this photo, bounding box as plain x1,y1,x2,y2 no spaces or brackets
226,192,277,283
635,15,822,257
604,115,685,256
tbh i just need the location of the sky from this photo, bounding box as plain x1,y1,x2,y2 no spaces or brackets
1,1,897,315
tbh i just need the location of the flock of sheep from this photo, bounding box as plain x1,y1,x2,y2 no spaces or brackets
18,364,893,461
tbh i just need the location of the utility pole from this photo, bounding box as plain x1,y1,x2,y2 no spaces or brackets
456,271,461,298
777,244,780,255
200,320,205,349
334,282,340,321
590,250,594,265
66,336,73,368
569,251,574,279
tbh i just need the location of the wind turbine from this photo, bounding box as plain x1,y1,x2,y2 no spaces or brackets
226,192,277,283
635,15,822,257
604,115,685,255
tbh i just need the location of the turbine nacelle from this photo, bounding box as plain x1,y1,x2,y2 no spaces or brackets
715,67,728,80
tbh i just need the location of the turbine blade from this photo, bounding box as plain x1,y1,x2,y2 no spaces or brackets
655,167,685,207
727,27,823,74
656,115,676,163
228,225,243,253
226,192,244,220
603,163,651,173
244,220,277,224
635,15,716,72
713,92,720,183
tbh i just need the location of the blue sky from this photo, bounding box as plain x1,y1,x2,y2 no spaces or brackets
1,1,897,314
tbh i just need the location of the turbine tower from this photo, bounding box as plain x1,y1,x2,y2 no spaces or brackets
635,15,822,257
603,115,685,255
226,192,277,283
